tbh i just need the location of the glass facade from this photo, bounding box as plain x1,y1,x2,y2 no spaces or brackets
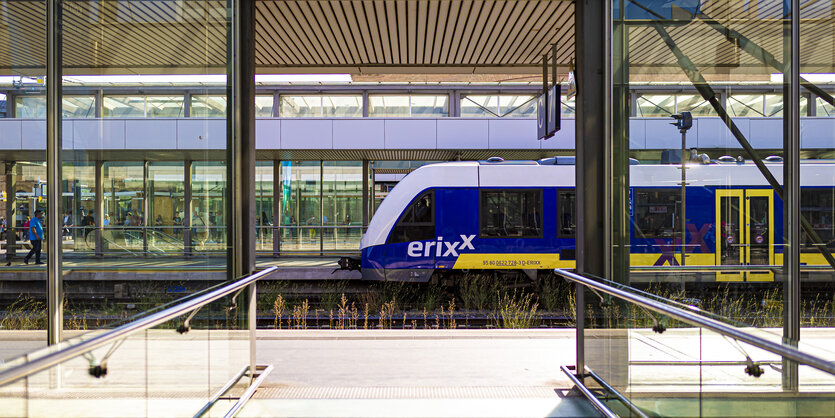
460,94,536,117
578,1,835,415
368,94,449,117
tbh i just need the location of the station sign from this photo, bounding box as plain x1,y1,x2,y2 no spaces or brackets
537,86,560,140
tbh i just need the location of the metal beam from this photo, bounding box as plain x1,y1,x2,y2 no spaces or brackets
46,0,63,346
650,22,835,271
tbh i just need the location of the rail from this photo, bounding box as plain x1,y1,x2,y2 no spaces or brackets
553,268,835,376
0,266,278,387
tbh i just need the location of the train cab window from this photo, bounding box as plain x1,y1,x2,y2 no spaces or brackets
558,191,576,238
634,189,681,239
480,190,542,238
801,189,835,252
387,191,435,244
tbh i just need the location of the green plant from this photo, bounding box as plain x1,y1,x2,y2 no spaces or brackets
491,290,539,329
457,273,500,311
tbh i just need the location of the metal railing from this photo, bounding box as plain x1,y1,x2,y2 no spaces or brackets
554,268,835,376
0,266,278,389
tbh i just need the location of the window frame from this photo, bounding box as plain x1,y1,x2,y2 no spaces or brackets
632,187,682,240
557,189,576,239
478,188,543,239
386,189,435,244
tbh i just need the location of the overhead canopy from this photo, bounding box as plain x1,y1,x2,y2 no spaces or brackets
0,0,831,78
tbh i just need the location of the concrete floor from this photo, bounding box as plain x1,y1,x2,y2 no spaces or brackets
2,328,835,417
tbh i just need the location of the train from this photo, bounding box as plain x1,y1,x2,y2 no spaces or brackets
349,157,835,283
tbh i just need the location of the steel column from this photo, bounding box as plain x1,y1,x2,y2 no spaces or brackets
575,0,612,379
46,0,63,345
94,160,103,257
183,160,192,257
272,160,281,257
362,160,369,229
5,163,16,264
142,161,149,256
227,0,257,281
782,0,800,392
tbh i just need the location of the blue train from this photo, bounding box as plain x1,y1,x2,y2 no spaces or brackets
352,158,835,283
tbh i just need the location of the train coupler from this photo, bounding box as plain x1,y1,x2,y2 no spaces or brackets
334,257,361,273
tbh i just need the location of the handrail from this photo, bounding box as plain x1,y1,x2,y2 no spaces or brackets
554,268,835,376
0,266,278,387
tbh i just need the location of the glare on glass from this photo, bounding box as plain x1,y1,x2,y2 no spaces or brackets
636,94,674,117
191,95,226,117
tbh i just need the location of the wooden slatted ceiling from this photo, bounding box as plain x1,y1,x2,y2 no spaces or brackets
0,0,832,76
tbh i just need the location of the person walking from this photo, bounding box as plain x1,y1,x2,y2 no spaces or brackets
23,209,44,265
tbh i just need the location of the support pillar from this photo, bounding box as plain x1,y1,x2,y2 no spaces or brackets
46,0,63,345
272,160,281,257
782,0,800,392
94,160,103,257
142,161,149,256
362,160,369,229
184,160,192,257
227,0,257,280
5,163,16,263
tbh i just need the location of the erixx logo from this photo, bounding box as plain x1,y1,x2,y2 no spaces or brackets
407,235,475,257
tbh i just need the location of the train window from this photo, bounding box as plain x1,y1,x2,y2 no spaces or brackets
387,191,435,244
634,189,681,239
558,191,576,238
480,190,542,238
801,189,835,252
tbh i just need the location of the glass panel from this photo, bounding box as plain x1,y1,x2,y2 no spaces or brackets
255,161,274,252
148,162,185,255
15,96,46,118
728,94,765,117
368,95,409,117
191,161,226,253
62,96,96,118
815,96,835,117
102,95,145,117
190,95,226,117
410,95,448,117
499,95,536,117
561,94,576,118
479,189,542,238
323,95,362,117
255,95,274,117
279,95,322,117
676,94,718,117
719,196,742,267
322,162,362,251
558,190,576,237
801,189,835,253
748,196,770,266
145,95,185,117
633,189,680,240
387,190,434,244
62,162,96,255
636,94,674,117
102,162,146,254
460,95,498,117
279,161,321,253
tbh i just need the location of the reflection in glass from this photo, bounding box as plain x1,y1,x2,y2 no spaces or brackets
728,94,765,117
62,162,96,254
368,95,409,117
279,161,321,252
256,162,274,251
676,94,717,117
322,162,362,251
148,162,186,254
102,95,145,117
103,162,145,254
191,95,226,117
255,95,274,117
146,95,185,117
636,94,674,117
191,162,226,252
62,96,96,118
815,96,834,117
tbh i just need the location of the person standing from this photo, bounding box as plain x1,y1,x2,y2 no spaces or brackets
24,209,44,265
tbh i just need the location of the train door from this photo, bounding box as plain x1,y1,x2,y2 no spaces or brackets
715,189,774,281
